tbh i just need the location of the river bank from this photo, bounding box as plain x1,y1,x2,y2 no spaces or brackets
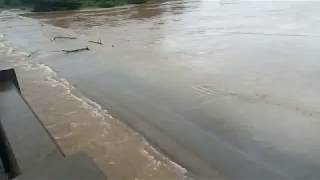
0,10,189,179
0,0,147,12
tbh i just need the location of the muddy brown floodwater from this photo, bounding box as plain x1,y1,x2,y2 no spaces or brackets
2,0,320,179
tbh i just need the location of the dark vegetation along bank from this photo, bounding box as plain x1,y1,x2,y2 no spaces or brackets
0,0,147,11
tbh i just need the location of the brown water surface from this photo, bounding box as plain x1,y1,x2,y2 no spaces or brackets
2,0,320,178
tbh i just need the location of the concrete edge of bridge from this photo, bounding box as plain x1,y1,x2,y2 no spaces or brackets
0,68,106,180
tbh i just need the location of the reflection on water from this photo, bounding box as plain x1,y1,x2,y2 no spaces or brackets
24,0,194,28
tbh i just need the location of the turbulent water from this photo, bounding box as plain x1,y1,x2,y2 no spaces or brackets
0,11,188,180
2,0,320,179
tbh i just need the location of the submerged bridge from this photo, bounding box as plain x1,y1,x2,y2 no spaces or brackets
0,68,105,180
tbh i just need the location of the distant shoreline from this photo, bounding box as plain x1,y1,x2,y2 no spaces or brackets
0,0,147,12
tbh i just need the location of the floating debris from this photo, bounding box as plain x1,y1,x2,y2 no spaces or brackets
52,36,78,41
88,39,103,45
62,46,90,53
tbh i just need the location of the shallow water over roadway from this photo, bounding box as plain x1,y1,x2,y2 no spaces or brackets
4,0,320,179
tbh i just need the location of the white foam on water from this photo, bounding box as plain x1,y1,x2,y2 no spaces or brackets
37,65,113,130
54,132,73,140
37,62,189,179
1,45,113,131
1,44,189,179
141,140,189,179
7,48,15,55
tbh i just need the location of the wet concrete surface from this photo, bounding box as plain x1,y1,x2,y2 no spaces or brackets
0,69,105,180
0,38,187,179
2,0,320,179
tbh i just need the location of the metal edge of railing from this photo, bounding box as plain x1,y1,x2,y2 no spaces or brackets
0,68,20,93
0,68,21,179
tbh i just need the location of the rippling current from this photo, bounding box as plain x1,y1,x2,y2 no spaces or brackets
4,0,320,178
